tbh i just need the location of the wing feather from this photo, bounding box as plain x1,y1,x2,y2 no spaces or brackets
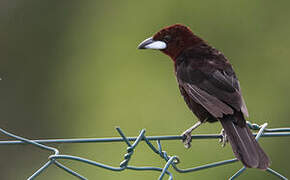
176,50,249,118
182,82,233,118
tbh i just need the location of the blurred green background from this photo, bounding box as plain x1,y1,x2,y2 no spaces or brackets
1,0,290,179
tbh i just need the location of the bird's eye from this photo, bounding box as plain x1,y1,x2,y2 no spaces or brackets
163,35,171,43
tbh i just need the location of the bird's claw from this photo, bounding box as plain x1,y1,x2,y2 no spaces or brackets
219,129,228,147
181,131,192,148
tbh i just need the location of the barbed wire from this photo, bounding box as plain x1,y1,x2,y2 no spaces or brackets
0,121,289,180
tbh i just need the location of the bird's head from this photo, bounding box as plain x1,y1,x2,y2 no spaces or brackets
138,24,202,60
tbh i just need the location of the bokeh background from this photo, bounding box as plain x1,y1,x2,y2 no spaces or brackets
1,0,290,179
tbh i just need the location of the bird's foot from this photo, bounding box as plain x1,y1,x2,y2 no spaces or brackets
181,121,202,149
219,129,228,147
181,130,192,148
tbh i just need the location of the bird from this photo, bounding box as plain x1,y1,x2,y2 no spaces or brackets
137,24,270,169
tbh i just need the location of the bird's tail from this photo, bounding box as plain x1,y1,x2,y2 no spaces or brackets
219,112,270,170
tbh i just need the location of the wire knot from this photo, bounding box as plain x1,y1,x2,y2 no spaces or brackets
246,121,261,130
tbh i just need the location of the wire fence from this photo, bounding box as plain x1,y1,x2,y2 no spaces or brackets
0,121,289,180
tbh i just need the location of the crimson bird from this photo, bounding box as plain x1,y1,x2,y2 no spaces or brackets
137,24,270,169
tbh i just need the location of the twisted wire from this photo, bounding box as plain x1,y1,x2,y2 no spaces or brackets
0,121,289,180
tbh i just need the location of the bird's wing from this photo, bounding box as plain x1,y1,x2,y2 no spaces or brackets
176,58,248,118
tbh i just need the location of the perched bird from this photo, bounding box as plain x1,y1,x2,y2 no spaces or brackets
137,24,270,169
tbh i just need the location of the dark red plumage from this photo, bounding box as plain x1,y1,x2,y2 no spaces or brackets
138,24,270,169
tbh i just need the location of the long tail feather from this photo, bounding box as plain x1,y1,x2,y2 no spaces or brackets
220,114,270,170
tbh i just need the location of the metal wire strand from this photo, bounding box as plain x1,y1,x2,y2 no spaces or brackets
0,121,289,180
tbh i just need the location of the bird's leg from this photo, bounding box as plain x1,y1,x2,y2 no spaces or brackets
181,121,202,148
219,128,228,147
